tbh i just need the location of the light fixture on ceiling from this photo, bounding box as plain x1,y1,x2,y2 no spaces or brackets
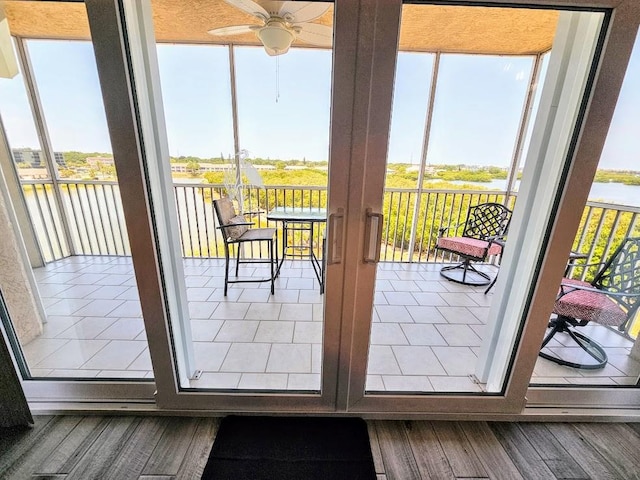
0,8,17,79
256,22,295,56
208,1,332,57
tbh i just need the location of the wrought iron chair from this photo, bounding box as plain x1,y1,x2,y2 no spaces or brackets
436,202,512,286
213,197,278,296
540,237,640,369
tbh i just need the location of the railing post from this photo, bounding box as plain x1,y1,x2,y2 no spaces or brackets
407,53,440,261
15,38,75,257
504,53,543,207
0,115,44,267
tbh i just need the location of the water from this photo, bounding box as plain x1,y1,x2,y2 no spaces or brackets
440,179,640,207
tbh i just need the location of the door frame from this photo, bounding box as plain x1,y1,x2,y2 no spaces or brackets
10,0,640,414
337,0,640,415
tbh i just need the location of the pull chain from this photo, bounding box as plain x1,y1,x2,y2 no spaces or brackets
275,55,280,103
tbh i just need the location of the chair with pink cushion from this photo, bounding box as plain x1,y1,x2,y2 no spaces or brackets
540,237,640,369
436,202,512,286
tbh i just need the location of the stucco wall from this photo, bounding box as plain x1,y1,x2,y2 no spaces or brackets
0,188,43,344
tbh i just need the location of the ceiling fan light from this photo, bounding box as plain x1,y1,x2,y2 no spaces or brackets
257,24,294,55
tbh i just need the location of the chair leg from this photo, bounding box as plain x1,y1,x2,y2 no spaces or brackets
223,246,230,297
440,259,492,286
235,244,241,276
269,239,275,295
538,315,608,369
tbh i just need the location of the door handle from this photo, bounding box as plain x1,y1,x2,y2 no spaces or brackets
326,208,344,265
364,209,383,264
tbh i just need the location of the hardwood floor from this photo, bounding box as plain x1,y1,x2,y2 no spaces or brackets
1,416,640,479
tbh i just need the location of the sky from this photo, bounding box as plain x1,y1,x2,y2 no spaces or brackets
0,30,638,170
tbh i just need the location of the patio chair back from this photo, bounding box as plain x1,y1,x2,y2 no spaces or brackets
462,202,511,241
591,236,640,319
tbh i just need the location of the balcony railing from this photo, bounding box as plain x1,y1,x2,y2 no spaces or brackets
21,180,640,274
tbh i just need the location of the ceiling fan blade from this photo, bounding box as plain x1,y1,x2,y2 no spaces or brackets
208,25,257,36
279,1,330,23
295,23,333,47
224,0,269,19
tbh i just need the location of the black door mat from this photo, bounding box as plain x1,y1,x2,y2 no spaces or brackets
201,415,376,480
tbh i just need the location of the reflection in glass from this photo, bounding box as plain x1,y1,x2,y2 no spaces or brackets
532,32,640,387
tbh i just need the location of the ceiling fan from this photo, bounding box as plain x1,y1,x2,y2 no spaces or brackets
208,0,333,56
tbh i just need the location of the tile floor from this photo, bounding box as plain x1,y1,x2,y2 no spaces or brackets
21,255,640,392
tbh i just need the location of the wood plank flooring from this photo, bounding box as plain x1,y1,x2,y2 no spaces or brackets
1,416,640,479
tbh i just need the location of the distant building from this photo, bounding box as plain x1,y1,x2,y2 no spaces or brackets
12,148,66,168
86,156,115,168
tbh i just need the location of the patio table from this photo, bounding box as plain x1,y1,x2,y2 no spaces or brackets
266,207,327,293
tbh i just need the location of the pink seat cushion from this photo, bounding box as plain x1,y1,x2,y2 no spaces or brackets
437,237,503,259
554,278,627,327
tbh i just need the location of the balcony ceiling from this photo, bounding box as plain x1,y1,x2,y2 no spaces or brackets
4,0,558,55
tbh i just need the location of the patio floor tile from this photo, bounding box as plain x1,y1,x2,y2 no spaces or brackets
87,285,130,300
401,324,448,346
73,299,125,317
108,300,143,318
279,303,313,321
37,283,72,297
406,306,447,324
57,317,118,339
254,321,295,343
34,339,109,369
368,345,402,375
82,340,147,370
293,322,323,344
376,305,413,323
215,320,260,342
193,342,232,371
370,324,409,345
41,316,82,338
220,343,270,372
431,346,478,376
437,306,482,324
129,348,153,370
23,338,69,365
267,344,311,373
45,298,93,316
392,346,446,375
384,292,418,306
210,302,251,320
439,292,479,307
94,274,133,286
390,280,421,292
190,319,224,342
435,324,482,347
27,256,639,389
186,287,216,301
238,289,272,303
188,301,219,319
411,293,448,306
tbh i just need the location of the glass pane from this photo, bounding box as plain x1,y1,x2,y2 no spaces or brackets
150,1,333,391
0,41,49,181
0,3,152,381
386,52,434,188
532,31,640,387
425,54,533,191
364,3,589,394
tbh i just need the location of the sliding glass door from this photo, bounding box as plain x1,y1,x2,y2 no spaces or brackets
1,0,639,414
